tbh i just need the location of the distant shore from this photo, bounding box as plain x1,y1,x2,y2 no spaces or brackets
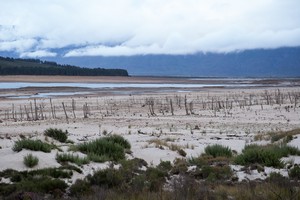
1,75,300,84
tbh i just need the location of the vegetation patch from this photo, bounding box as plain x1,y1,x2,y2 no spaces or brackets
44,128,68,143
23,154,39,168
289,165,300,180
235,144,300,168
204,144,233,158
269,128,300,143
74,135,131,162
12,139,52,153
56,153,89,166
148,138,183,152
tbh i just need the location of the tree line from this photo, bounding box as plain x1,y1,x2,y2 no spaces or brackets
0,56,128,76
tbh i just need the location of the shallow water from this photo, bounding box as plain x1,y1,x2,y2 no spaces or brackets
0,82,236,89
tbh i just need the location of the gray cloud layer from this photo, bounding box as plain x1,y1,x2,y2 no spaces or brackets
0,0,300,57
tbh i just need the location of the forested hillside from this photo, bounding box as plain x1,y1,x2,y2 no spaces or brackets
0,57,128,76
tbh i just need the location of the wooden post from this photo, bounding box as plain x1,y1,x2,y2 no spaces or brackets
170,99,174,116
72,99,76,118
50,98,55,119
62,102,69,123
184,95,189,115
34,99,38,120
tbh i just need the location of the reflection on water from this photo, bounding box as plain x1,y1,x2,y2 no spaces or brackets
8,92,91,99
0,82,228,89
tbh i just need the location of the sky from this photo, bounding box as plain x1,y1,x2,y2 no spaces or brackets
0,0,300,58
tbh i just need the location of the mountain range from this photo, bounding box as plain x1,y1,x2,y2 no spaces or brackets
1,46,300,77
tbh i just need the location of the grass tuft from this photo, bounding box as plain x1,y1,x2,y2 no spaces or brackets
56,153,89,166
235,144,300,168
44,128,68,143
204,144,233,158
12,139,52,153
74,135,131,162
23,154,39,168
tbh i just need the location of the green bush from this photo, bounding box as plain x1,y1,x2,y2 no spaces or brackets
146,167,168,191
28,168,73,179
204,144,232,158
289,166,300,179
56,153,89,166
69,179,92,197
75,135,131,162
157,161,172,172
44,128,68,143
18,177,68,193
104,135,131,149
88,168,124,188
200,165,232,181
23,154,39,168
235,144,300,168
12,139,52,153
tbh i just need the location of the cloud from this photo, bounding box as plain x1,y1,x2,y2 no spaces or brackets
1,0,300,57
20,50,57,58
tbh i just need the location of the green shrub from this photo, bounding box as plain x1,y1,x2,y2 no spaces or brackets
171,158,188,175
56,153,89,166
104,135,131,149
235,145,282,168
157,161,172,172
0,183,16,196
204,144,232,158
201,165,232,181
269,129,300,143
12,139,52,153
23,154,39,168
88,168,124,188
18,177,68,193
146,167,168,191
235,144,300,168
28,168,73,179
289,166,300,179
69,179,92,197
44,128,68,143
75,135,131,162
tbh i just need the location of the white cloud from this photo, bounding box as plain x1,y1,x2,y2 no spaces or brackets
20,50,57,58
0,0,300,56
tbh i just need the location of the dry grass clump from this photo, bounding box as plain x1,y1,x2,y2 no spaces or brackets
148,139,183,152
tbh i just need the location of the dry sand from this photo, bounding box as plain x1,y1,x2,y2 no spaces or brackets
0,76,300,182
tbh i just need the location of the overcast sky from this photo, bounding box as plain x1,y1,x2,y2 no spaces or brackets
0,0,300,57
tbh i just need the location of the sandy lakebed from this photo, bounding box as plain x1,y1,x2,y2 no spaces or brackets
0,75,300,185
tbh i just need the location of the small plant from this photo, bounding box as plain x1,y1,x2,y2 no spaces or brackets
13,139,52,153
56,153,89,166
44,128,68,143
204,144,232,158
23,154,39,168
